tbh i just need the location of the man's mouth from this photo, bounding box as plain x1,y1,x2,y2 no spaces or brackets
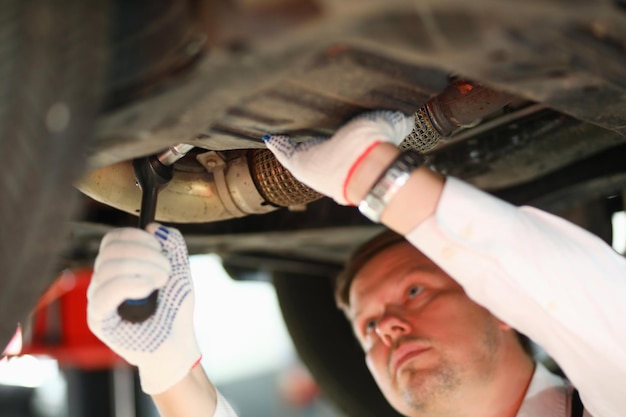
389,341,431,376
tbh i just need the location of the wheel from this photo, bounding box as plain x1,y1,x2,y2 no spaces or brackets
273,270,404,417
0,0,108,347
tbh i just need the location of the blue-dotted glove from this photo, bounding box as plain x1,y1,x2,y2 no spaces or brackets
263,110,415,205
87,224,201,394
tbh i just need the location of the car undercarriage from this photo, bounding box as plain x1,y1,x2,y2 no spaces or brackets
2,0,625,415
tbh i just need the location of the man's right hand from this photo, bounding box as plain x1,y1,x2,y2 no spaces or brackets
263,110,414,205
87,224,202,395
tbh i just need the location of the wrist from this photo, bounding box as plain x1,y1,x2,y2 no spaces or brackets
137,339,202,395
358,150,423,223
347,142,445,234
345,143,400,205
152,362,218,417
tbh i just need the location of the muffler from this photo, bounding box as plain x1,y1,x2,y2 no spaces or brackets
76,148,322,223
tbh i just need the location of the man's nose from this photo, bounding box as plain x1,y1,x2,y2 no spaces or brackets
375,311,410,347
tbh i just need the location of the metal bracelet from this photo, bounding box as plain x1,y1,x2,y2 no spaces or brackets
358,150,422,223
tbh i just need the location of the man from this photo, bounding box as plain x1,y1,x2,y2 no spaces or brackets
335,229,537,417
87,111,626,417
336,229,579,417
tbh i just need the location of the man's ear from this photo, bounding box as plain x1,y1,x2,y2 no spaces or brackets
497,319,513,331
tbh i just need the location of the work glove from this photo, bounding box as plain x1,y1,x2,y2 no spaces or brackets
87,224,201,395
263,110,415,205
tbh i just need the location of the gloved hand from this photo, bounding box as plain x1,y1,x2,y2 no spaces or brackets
263,110,414,205
87,224,201,395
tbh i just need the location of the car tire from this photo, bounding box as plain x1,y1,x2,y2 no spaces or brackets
272,271,404,417
0,0,108,347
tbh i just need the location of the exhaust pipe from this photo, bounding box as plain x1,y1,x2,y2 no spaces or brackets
76,148,322,223
76,81,513,223
401,80,514,153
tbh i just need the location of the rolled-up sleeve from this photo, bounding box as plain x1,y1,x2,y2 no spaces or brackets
406,177,626,417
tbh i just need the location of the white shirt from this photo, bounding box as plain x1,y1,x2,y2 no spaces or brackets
407,177,626,417
518,363,590,417
212,177,625,417
211,364,593,417
213,391,238,417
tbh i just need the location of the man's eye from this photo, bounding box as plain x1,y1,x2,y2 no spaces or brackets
408,285,423,298
365,319,378,334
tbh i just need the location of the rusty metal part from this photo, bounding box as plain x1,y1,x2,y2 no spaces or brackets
427,81,515,136
401,82,515,153
249,149,323,207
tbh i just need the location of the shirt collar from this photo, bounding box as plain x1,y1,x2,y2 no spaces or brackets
516,362,569,417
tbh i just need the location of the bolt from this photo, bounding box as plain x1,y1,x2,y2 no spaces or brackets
204,159,218,169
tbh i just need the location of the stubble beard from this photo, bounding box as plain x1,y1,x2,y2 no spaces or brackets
396,356,462,413
395,325,500,414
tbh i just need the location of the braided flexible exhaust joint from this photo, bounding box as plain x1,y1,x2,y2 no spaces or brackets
250,82,514,207
248,149,323,208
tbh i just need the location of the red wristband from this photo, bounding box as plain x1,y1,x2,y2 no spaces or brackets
342,141,382,205
191,355,203,370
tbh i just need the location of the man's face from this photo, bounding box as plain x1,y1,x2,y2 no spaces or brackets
348,242,508,416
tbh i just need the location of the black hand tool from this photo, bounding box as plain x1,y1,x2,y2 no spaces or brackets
117,144,193,323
